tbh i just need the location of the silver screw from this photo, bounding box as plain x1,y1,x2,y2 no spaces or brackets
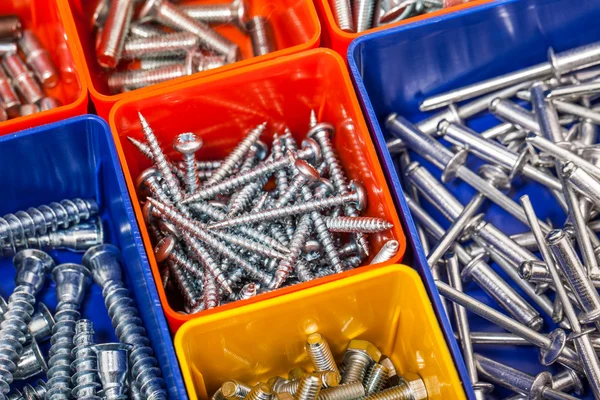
109,61,195,93
180,0,248,27
182,232,234,295
364,363,388,395
22,380,46,400
0,68,20,117
123,31,200,60
203,269,220,310
221,380,252,398
92,343,133,400
248,16,276,57
294,374,321,400
173,132,203,194
323,216,393,233
246,383,273,400
2,53,43,104
97,0,135,68
71,319,101,399
46,263,91,400
353,0,375,32
369,240,399,265
82,244,167,400
129,21,163,38
319,382,364,400
18,30,58,89
331,0,354,32
364,373,427,400
271,213,312,289
156,237,202,309
237,283,257,300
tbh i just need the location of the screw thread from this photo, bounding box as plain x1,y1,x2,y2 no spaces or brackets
168,261,200,307
181,153,201,195
306,333,340,378
23,380,47,400
295,261,314,282
318,382,365,400
294,374,322,400
272,135,289,193
123,31,200,59
97,0,134,68
0,287,36,397
47,302,81,400
269,223,291,246
221,380,252,398
364,364,389,395
325,216,393,233
332,0,354,33
237,283,257,300
212,229,286,260
129,22,163,38
276,175,305,208
352,0,375,32
196,160,223,171
278,379,300,394
109,64,187,93
71,319,101,399
169,247,204,281
139,56,185,70
183,233,232,294
246,384,272,400
370,240,399,265
341,354,370,384
180,3,237,24
227,178,268,216
364,384,414,400
206,123,266,185
272,214,312,288
101,280,166,400
203,271,220,309
248,16,276,56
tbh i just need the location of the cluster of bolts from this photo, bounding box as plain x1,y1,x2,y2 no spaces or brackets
212,333,427,400
332,0,470,34
0,199,166,400
94,0,277,94
0,15,61,121
385,40,600,398
127,111,397,314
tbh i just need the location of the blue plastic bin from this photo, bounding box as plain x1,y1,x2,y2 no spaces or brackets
0,115,187,399
349,0,598,398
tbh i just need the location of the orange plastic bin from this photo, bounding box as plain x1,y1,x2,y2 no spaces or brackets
174,264,466,400
109,48,406,332
58,0,321,119
0,1,87,135
316,0,491,57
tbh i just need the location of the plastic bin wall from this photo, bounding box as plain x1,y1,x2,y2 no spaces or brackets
109,48,405,332
0,0,88,135
0,115,187,399
57,0,321,118
348,0,599,398
175,264,465,400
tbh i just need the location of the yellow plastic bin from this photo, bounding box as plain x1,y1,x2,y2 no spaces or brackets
174,264,464,400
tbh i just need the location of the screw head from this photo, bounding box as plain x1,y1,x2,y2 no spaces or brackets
294,160,320,182
138,0,163,22
301,138,322,165
142,201,156,224
82,244,123,288
136,167,160,191
344,339,382,363
52,263,92,305
350,181,368,211
253,140,269,161
231,0,250,28
307,122,335,141
155,236,176,263
173,132,203,155
13,249,55,274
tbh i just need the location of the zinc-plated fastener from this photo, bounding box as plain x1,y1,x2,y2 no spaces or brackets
369,240,399,265
2,52,43,105
340,340,381,384
248,16,276,57
364,372,427,400
318,382,365,400
180,0,248,28
18,30,58,89
14,339,46,381
97,0,135,68
92,343,133,400
122,31,201,60
173,132,203,195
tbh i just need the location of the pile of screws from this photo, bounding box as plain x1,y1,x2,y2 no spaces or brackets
0,199,167,400
331,0,474,34
94,0,277,94
385,40,600,398
0,15,61,121
212,332,427,400
128,111,396,314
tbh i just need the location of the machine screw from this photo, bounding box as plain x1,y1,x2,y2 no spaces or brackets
123,31,200,60
97,0,135,68
71,319,101,400
82,244,167,400
318,382,364,400
93,343,133,400
247,16,276,57
129,21,163,38
305,333,340,379
173,132,203,194
340,340,381,384
221,380,252,398
180,0,248,27
353,0,375,32
18,30,58,89
364,363,388,395
294,374,321,400
365,373,427,400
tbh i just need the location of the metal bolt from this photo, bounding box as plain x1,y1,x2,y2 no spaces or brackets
364,373,427,400
97,0,135,68
109,61,195,93
180,0,248,27
173,132,203,194
222,380,252,398
248,16,276,57
318,382,364,400
93,343,133,400
353,0,375,32
364,363,388,396
18,30,58,89
305,333,340,379
2,53,43,104
138,0,241,62
340,340,381,384
46,263,91,400
82,244,167,400
129,21,163,38
123,31,200,60
0,16,22,40
331,0,354,32
71,319,101,399
294,374,321,400
0,68,20,117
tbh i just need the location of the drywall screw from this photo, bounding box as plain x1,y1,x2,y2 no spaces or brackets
248,16,276,56
0,16,22,39
435,280,582,373
93,343,133,400
276,158,320,208
22,380,46,400
173,132,203,194
222,380,252,398
474,354,578,400
97,0,135,68
206,181,366,230
2,53,43,105
71,319,101,400
136,167,175,206
46,263,91,400
82,244,167,400
14,339,46,380
353,0,375,32
364,363,388,396
180,0,248,27
237,283,257,300
271,213,312,289
294,374,321,400
419,40,600,111
156,238,202,308
138,0,241,62
123,31,200,59
332,0,354,32
203,269,220,309
323,216,393,233
364,373,427,400
272,134,289,193
0,69,20,117
438,120,562,191
129,21,163,38
0,250,53,398
340,340,381,384
562,161,600,206
369,240,399,265
18,30,58,89
305,333,340,379
318,382,365,400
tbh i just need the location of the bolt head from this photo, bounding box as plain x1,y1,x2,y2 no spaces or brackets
350,181,368,211
173,132,203,155
137,0,163,22
379,356,397,377
301,138,322,165
398,372,427,400
155,236,176,262
344,339,382,363
82,244,123,288
52,263,91,305
294,159,320,182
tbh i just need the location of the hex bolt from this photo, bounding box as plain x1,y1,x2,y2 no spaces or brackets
248,16,276,57
97,0,135,68
123,31,200,60
46,263,91,400
318,382,365,400
180,0,248,27
436,280,582,373
419,40,600,111
475,354,578,400
364,363,388,395
138,0,241,62
369,240,399,265
82,244,167,400
22,380,46,400
293,374,321,400
2,53,43,105
0,250,53,398
93,343,133,400
332,0,354,32
18,30,58,89
0,16,22,39
305,333,340,379
70,319,101,399
13,339,46,381
129,21,163,38
221,380,252,398
340,340,381,384
364,373,427,400
0,68,20,117
173,132,203,194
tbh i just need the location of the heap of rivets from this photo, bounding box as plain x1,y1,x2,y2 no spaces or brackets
386,39,600,398
211,333,428,400
96,0,278,94
128,111,396,314
0,15,60,121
